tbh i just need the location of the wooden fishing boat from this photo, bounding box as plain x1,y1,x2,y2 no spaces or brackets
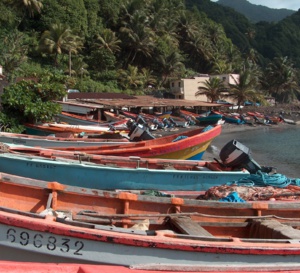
1,172,300,269
196,113,223,125
39,125,222,160
56,111,102,125
121,110,171,123
179,109,199,118
0,131,130,148
48,123,129,132
0,262,299,273
168,116,190,128
0,145,249,191
154,111,172,119
265,116,280,124
247,111,265,119
25,122,129,136
239,114,254,125
179,109,203,123
246,112,279,125
223,113,243,124
103,110,129,122
282,118,296,125
56,111,130,126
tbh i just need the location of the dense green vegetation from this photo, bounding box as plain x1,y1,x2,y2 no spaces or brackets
187,0,300,69
0,0,300,131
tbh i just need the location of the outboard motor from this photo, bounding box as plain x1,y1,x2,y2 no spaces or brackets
152,118,165,129
168,117,178,126
219,139,262,174
136,115,147,126
127,121,155,141
169,117,189,128
162,118,173,128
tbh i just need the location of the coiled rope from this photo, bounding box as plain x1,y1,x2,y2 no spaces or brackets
233,170,300,188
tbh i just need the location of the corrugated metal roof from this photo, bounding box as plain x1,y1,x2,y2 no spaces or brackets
68,93,136,100
68,95,221,108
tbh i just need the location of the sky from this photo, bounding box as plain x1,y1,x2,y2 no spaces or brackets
211,0,300,11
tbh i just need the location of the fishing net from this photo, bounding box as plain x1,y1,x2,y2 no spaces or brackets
201,184,300,201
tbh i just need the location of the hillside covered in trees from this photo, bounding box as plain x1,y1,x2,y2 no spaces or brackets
215,0,295,23
187,0,300,68
0,0,299,114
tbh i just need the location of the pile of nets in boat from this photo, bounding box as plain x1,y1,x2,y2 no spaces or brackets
201,171,300,202
201,184,300,201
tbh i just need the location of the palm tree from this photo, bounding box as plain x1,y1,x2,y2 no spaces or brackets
184,32,213,71
156,50,184,86
226,70,263,111
207,23,225,46
196,77,226,103
119,12,155,65
69,56,89,79
117,65,143,92
140,68,156,91
93,29,121,54
177,10,199,41
263,57,300,103
245,48,259,64
39,24,83,68
7,0,42,18
210,57,232,74
67,36,84,76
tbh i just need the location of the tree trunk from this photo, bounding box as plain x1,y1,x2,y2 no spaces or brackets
69,50,72,77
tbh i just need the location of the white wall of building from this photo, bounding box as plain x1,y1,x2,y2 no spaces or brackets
170,75,210,101
169,73,240,103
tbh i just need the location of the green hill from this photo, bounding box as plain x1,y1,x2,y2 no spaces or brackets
216,0,295,23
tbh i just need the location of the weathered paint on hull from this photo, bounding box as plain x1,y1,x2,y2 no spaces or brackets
0,153,248,191
56,113,101,125
25,126,54,136
52,125,222,160
0,134,130,148
224,116,243,124
196,115,223,125
1,172,300,271
145,139,213,160
1,214,300,268
1,258,300,273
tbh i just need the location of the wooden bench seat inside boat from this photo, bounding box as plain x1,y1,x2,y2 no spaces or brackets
249,219,300,240
169,216,213,236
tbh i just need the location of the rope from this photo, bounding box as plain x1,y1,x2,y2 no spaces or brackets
233,170,300,188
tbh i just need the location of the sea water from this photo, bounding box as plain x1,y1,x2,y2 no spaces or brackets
209,125,300,179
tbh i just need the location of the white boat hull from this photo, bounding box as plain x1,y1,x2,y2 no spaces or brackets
1,218,300,268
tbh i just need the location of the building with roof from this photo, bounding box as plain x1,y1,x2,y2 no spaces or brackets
169,74,210,101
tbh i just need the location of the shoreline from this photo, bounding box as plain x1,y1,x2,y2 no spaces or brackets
203,122,299,178
152,118,299,178
203,123,267,161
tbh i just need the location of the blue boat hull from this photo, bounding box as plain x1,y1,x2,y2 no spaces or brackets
223,116,244,124
0,153,249,191
196,115,222,125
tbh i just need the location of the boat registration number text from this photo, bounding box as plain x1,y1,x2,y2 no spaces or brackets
6,228,84,256
26,162,56,169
